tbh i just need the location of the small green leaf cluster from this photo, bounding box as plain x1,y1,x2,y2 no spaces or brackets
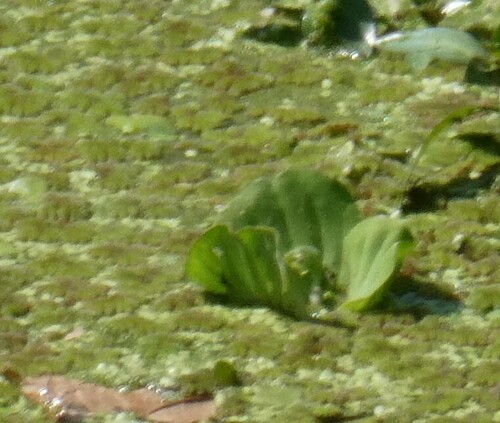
187,170,414,319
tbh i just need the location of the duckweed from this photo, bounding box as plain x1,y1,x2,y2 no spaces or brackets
28,252,98,280
90,242,148,265
77,139,124,162
39,276,102,306
16,219,96,244
26,170,70,192
195,60,274,97
101,315,165,339
146,161,212,187
89,293,141,317
2,332,37,361
0,85,52,117
130,93,171,116
93,193,143,219
139,196,180,220
65,113,111,138
420,388,470,413
269,105,327,125
176,368,219,396
25,300,77,328
151,286,204,312
0,16,32,46
39,192,93,223
60,90,127,118
469,285,500,312
283,327,352,368
1,295,30,319
91,222,164,245
215,387,248,419
1,0,498,421
111,264,182,292
468,360,500,386
172,308,227,332
94,162,143,191
227,324,286,359
136,331,182,360
0,381,20,407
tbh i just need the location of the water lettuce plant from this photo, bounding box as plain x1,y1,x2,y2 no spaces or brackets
186,170,414,319
374,27,487,70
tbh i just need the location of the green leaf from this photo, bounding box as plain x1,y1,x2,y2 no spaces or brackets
236,226,284,307
282,245,323,317
187,225,283,309
338,216,414,311
185,225,229,295
219,169,360,274
403,106,481,195
186,224,319,318
187,170,415,319
186,224,285,305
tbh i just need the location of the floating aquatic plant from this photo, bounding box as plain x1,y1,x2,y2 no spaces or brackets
130,93,171,116
337,215,413,311
186,169,414,319
0,16,32,47
39,192,92,223
0,84,51,117
375,27,487,70
95,162,142,191
94,193,143,219
105,114,176,139
16,218,96,243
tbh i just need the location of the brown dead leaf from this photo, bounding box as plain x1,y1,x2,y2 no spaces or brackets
128,388,169,417
148,398,217,423
22,375,216,423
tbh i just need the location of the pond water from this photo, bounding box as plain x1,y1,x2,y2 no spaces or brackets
0,0,498,422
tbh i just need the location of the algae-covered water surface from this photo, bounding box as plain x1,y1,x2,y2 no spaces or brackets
0,0,499,422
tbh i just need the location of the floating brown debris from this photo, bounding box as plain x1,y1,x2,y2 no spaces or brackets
22,375,216,423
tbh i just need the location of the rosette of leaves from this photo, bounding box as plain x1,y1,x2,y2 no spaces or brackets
186,170,414,319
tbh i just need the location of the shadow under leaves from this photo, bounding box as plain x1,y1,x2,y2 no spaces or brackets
388,276,463,319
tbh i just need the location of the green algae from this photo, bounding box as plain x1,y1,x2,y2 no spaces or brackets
469,285,500,313
39,192,93,223
301,0,339,46
27,252,99,280
0,0,498,421
16,219,97,244
0,84,52,117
